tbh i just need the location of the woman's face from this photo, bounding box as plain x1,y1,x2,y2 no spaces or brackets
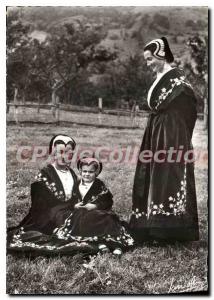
144,50,165,74
80,165,96,183
53,143,74,168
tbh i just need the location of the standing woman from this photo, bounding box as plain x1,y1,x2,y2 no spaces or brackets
129,37,199,243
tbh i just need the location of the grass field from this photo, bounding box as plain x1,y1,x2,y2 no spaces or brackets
6,117,208,294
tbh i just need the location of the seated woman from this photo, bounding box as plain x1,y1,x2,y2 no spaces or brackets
54,157,134,256
7,134,79,245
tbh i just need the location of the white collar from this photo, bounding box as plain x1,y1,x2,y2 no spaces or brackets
147,67,175,109
52,163,70,174
79,179,94,187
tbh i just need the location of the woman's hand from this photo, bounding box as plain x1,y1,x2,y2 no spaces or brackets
74,202,84,209
84,203,97,211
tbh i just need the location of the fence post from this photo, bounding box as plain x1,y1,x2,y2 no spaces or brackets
203,97,208,130
13,87,19,124
98,97,102,125
37,96,41,114
6,102,9,113
51,89,57,117
55,103,60,125
98,97,103,112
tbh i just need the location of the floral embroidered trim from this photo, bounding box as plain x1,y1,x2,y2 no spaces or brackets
131,208,147,218
55,225,134,246
10,228,81,250
35,172,65,200
154,76,192,110
132,165,187,218
166,165,187,216
89,187,109,203
9,226,134,250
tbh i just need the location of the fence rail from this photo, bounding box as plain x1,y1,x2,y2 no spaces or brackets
6,102,205,128
7,102,149,115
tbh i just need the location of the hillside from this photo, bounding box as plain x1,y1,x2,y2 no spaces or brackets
6,6,208,109
9,6,208,61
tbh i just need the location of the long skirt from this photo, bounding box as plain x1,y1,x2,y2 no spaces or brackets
129,107,199,243
7,208,134,256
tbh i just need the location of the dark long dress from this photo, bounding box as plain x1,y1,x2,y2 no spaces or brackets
54,178,134,250
129,68,199,242
7,164,79,235
7,170,133,255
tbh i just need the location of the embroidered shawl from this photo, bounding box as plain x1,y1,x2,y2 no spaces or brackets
147,68,195,111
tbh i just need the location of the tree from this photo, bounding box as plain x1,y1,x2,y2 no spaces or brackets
44,20,117,105
7,9,117,106
6,8,32,103
94,54,152,109
185,35,208,129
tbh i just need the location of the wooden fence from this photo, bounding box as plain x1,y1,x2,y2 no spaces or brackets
6,102,150,127
6,102,205,127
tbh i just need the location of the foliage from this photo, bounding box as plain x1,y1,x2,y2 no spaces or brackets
153,14,170,30
7,9,117,105
7,9,32,101
184,35,208,112
187,35,208,76
94,55,153,108
185,19,207,32
6,7,208,109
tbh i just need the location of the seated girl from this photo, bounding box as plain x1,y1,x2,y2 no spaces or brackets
54,157,134,256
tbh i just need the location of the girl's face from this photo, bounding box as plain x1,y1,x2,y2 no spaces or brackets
80,164,96,183
144,50,165,74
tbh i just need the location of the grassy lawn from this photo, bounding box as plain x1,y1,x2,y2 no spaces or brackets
6,117,208,294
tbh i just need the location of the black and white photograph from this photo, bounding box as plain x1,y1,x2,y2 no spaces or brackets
5,5,208,295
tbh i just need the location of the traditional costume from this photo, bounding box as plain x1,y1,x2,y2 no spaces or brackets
129,38,199,242
54,157,134,252
7,154,133,255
